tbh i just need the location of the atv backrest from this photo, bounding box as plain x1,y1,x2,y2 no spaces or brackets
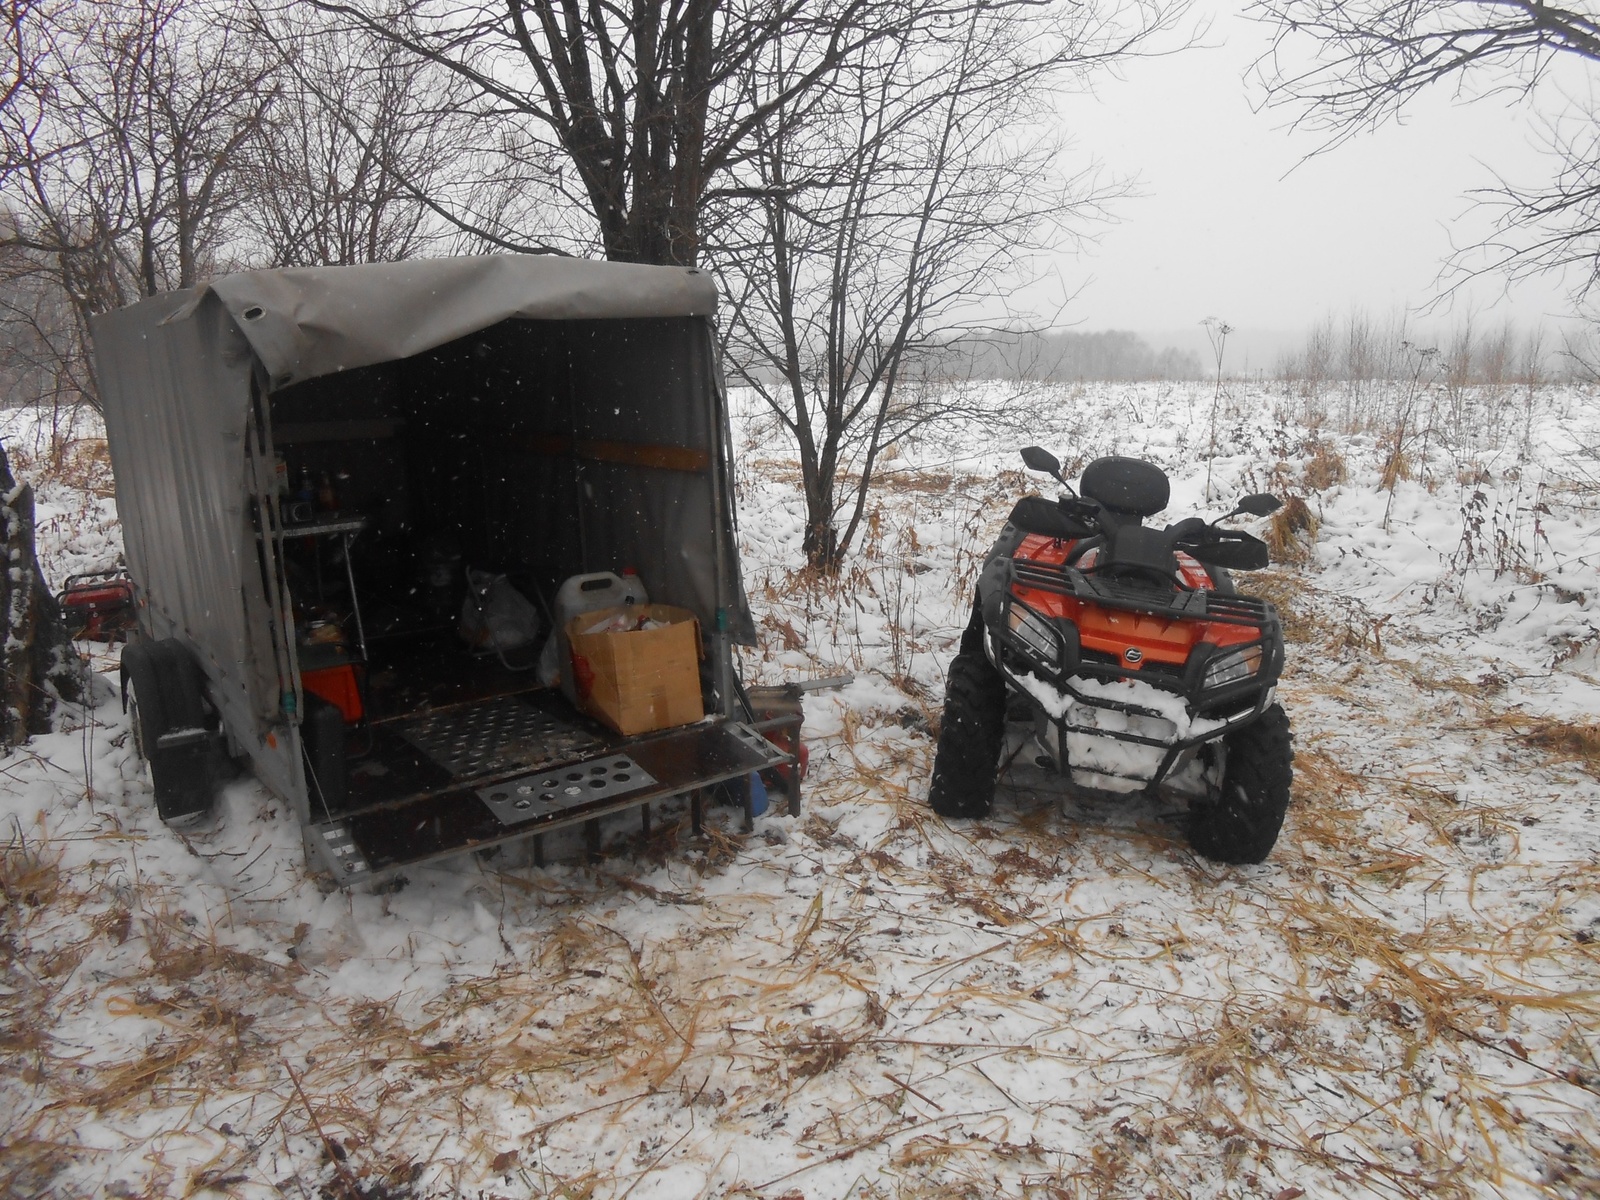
1080,456,1169,518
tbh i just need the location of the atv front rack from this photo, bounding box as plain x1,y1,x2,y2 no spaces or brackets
1011,558,1274,628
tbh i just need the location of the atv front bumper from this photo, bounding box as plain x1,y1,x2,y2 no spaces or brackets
997,656,1276,795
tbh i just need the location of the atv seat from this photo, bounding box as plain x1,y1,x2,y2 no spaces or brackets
1008,495,1092,540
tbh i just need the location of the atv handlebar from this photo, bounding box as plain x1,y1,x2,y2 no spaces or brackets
1178,529,1271,571
1048,499,1273,572
1024,448,1277,573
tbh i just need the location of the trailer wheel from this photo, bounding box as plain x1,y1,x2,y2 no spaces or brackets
121,639,217,825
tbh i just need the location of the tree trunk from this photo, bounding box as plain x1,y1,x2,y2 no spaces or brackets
801,440,843,572
1,439,85,746
802,502,840,572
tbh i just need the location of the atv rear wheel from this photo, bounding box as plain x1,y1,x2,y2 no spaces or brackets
1187,703,1293,864
928,647,1007,820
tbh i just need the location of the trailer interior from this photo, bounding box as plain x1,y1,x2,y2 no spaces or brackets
260,316,796,883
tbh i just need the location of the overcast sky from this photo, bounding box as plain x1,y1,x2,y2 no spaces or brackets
1045,0,1584,353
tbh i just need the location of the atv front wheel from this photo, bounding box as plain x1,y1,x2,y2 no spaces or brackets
928,648,1007,820
1187,703,1293,864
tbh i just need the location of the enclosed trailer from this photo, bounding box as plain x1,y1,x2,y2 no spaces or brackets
90,255,797,885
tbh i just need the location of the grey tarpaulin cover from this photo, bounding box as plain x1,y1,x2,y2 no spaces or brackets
90,254,751,799
202,254,719,389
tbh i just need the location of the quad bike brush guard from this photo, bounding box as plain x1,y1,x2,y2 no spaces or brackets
928,448,1294,864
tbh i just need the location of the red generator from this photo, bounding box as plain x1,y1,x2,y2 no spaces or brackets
57,571,137,642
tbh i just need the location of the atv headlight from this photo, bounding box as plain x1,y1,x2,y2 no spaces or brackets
1007,603,1061,668
1204,643,1263,689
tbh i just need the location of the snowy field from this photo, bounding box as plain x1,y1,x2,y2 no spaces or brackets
3,378,1600,1199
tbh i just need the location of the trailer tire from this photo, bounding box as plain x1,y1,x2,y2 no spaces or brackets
928,646,1007,820
1186,703,1293,864
121,638,216,825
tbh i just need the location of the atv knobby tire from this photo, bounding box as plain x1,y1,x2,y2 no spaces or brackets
928,648,1007,820
1187,703,1293,864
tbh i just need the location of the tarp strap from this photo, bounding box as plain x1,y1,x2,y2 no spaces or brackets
504,433,709,474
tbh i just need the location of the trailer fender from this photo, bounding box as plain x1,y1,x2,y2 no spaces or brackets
121,638,219,825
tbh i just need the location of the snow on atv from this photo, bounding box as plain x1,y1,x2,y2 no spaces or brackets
928,447,1294,864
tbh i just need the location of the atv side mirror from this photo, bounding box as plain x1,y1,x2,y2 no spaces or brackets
1230,493,1282,518
1021,446,1063,481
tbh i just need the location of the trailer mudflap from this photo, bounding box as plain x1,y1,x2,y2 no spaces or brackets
313,718,790,884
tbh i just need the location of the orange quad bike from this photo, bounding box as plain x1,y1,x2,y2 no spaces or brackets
928,447,1293,864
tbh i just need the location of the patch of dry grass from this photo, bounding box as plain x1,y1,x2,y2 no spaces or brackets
1517,717,1600,775
0,833,64,915
1302,438,1348,491
0,1129,78,1200
1242,569,1315,647
1265,496,1319,566
6,432,115,498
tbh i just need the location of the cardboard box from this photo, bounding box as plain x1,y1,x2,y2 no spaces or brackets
566,604,704,736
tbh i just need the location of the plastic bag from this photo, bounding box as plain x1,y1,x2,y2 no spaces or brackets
459,569,541,653
582,610,665,636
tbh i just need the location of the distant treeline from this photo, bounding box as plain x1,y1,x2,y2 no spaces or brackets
1274,310,1568,386
938,330,1204,381
937,313,1582,385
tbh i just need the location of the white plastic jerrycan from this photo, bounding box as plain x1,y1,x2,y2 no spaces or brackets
541,570,650,699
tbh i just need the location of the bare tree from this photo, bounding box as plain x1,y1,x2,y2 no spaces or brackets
0,1,268,744
1249,0,1600,299
239,5,476,267
309,0,1042,266
1,1,36,119
1202,317,1232,500
713,0,1167,568
1480,317,1515,385
0,0,278,405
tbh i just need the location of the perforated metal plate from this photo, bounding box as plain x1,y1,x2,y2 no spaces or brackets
314,822,371,881
477,755,658,826
726,720,791,767
395,697,605,779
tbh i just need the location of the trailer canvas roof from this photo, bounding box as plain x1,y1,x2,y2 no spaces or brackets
198,254,719,389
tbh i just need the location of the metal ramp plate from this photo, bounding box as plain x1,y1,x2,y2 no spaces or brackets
337,718,798,884
394,696,604,779
312,821,372,882
478,754,658,826
726,720,790,767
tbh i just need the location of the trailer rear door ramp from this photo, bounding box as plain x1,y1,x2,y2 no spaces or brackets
310,717,790,886
479,754,658,825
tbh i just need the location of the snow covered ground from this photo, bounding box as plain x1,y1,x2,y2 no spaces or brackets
3,379,1600,1199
